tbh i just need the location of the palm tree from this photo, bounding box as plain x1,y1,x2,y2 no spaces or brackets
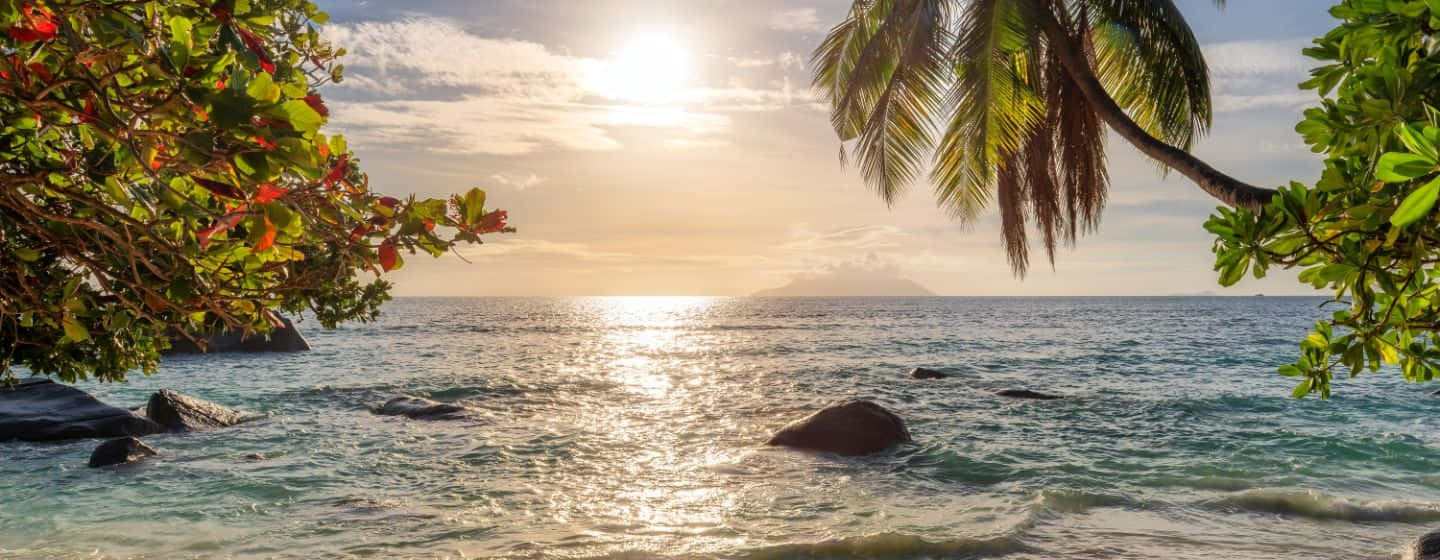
813,0,1276,274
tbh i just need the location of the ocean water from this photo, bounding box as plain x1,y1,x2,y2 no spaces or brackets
2,297,1439,559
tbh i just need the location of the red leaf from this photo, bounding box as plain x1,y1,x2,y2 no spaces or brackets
302,94,329,117
235,26,276,74
254,183,288,203
215,78,227,90
193,177,245,200
7,5,58,43
323,155,349,186
378,240,397,272
254,216,276,251
253,136,276,150
422,218,436,232
317,143,331,158
25,63,51,83
350,224,370,241
378,196,401,208
78,99,96,123
197,208,247,249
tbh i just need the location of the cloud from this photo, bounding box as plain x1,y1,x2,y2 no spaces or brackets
728,52,805,70
782,224,910,252
322,17,802,155
768,8,824,32
324,19,589,98
491,172,547,191
1202,38,1318,112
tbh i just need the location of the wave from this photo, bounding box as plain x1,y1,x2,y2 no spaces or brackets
737,533,1025,560
1033,488,1135,514
1209,489,1440,523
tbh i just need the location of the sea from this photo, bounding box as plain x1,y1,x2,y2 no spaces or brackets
2,296,1439,559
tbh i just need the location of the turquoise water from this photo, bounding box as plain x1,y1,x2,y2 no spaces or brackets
2,297,1439,559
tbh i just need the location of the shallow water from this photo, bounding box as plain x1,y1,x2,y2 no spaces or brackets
2,297,1438,559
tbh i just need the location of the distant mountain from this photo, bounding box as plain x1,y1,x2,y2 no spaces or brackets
752,270,937,297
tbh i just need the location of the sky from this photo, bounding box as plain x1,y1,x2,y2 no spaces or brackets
311,0,1339,296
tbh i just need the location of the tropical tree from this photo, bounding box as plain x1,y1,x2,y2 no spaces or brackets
1208,0,1440,398
812,0,1274,274
0,0,511,384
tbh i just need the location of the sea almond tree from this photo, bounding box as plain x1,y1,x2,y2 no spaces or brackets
0,0,511,383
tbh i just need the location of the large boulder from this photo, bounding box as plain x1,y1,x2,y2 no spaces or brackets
766,400,912,456
164,315,310,354
1411,529,1440,560
995,389,1064,400
910,367,947,379
0,378,161,442
145,390,251,430
88,437,158,468
373,397,469,420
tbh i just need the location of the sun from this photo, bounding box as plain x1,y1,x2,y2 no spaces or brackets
586,31,692,104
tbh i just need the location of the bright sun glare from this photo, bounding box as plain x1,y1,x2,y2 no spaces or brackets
587,32,692,104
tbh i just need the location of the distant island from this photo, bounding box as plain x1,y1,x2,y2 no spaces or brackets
752,269,937,297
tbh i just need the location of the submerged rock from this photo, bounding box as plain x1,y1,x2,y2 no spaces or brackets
145,390,251,431
88,437,158,468
164,315,310,354
374,397,469,420
910,367,947,379
995,389,1064,400
766,400,911,456
1412,529,1440,560
0,378,162,442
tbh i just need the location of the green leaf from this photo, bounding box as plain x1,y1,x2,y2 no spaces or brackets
1397,123,1440,162
462,188,486,224
12,247,41,262
62,315,91,342
245,72,281,103
1390,175,1440,227
272,100,323,134
1377,152,1436,182
1292,379,1312,398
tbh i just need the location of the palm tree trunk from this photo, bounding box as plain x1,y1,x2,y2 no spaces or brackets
1033,5,1277,211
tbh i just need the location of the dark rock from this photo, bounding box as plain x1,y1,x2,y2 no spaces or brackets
88,437,158,468
163,315,310,354
910,367,947,379
145,390,251,430
1411,528,1440,560
995,389,1065,400
0,378,162,442
374,397,469,420
766,400,912,456
1432,389,1440,397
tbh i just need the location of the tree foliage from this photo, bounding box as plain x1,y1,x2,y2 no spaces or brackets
0,0,511,383
1207,0,1440,398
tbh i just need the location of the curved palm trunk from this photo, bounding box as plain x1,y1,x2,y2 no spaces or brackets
1034,5,1277,211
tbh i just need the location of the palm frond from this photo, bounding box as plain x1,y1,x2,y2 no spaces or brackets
1087,0,1212,150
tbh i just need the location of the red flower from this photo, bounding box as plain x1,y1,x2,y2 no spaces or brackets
302,94,329,117
8,5,58,43
475,210,508,233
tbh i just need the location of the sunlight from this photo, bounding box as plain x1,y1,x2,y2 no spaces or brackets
586,31,692,104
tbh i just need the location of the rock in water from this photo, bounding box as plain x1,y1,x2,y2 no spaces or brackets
995,389,1065,400
766,400,911,456
164,315,310,354
88,437,158,468
910,367,947,379
1411,529,1440,560
0,378,162,442
374,397,469,420
145,390,250,430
